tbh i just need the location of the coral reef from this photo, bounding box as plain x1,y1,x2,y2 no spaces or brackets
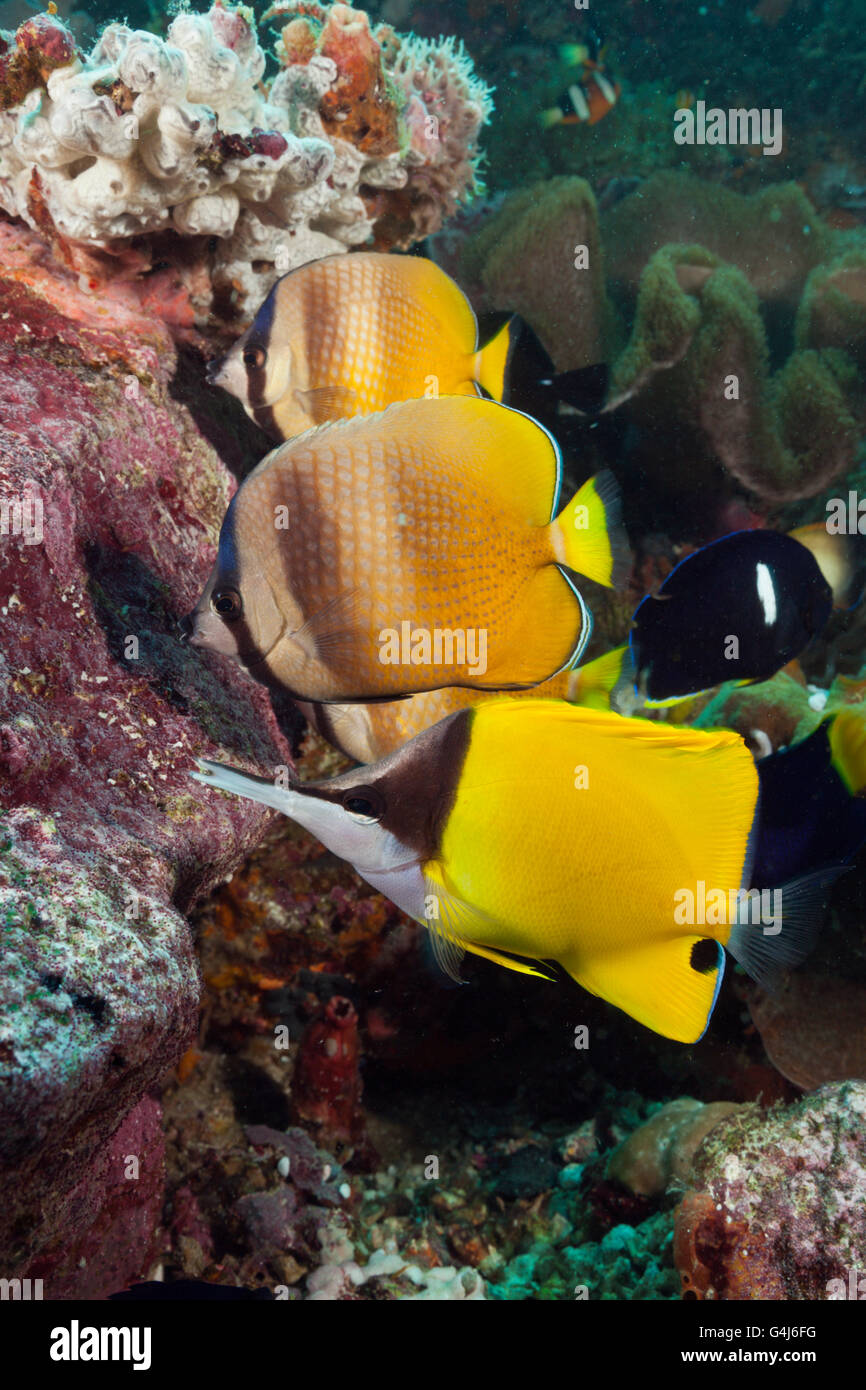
307,1246,485,1300
458,175,611,371
2,0,865,1310
458,172,866,529
0,219,295,1287
17,1096,166,1299
694,669,866,756
674,1083,866,1299
0,2,492,319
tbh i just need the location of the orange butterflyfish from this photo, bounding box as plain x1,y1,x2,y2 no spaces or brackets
183,395,629,703
207,251,527,441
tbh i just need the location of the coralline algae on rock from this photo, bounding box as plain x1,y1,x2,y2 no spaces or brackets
674,1082,866,1299
0,2,492,318
0,219,294,1288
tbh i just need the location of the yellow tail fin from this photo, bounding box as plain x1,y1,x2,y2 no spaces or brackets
567,645,631,709
475,316,516,401
829,707,866,796
553,470,630,589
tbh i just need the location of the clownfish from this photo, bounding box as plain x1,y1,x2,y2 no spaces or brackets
183,396,628,703
541,65,620,130
192,699,843,1044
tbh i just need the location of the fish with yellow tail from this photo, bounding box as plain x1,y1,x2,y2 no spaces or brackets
191,700,841,1044
788,521,866,612
207,252,533,441
296,527,831,764
183,396,628,703
296,669,576,765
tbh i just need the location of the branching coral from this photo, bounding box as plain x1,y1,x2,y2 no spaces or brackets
0,1,492,319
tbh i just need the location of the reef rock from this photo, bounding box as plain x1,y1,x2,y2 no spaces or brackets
606,1098,741,1199
0,220,295,1288
674,1082,866,1299
0,1,492,319
747,975,866,1091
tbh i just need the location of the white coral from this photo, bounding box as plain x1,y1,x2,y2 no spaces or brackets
306,1245,486,1301
0,2,491,319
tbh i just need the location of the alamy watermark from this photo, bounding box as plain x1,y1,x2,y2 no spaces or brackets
826,490,866,533
378,622,488,676
674,881,781,934
0,493,43,544
674,102,782,157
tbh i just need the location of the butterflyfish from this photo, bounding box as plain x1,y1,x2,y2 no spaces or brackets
192,699,840,1044
184,396,627,703
298,529,831,763
208,251,531,441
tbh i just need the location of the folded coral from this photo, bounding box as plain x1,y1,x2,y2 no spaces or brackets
460,171,866,522
0,2,492,318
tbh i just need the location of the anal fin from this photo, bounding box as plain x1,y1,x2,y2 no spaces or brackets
560,935,725,1043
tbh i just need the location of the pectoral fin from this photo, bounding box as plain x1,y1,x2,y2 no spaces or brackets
291,588,364,661
423,866,554,984
294,385,359,423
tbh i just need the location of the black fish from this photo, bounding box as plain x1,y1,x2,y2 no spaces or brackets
753,722,866,888
110,1279,274,1301
631,531,833,703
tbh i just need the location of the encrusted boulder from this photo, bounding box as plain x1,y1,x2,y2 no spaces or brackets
0,219,294,1287
674,1082,866,1299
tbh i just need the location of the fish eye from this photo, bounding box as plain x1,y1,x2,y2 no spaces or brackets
211,587,243,621
342,786,384,823
243,345,266,369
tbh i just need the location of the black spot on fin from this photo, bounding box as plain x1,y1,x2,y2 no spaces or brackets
690,938,720,974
